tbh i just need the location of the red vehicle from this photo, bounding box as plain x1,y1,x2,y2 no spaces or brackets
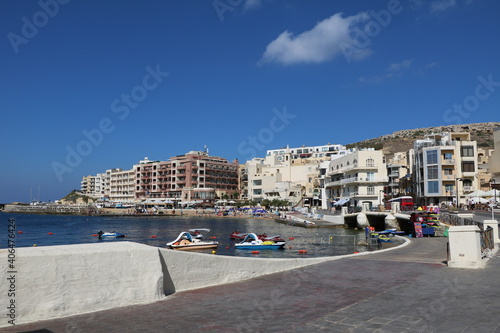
385,196,414,211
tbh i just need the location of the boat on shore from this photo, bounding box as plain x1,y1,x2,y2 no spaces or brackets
235,233,286,250
166,231,219,251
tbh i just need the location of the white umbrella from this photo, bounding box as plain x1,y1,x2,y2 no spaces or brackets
484,189,500,198
465,190,487,198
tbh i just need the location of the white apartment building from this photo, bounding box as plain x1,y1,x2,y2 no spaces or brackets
324,149,387,209
385,151,411,198
413,132,479,206
266,143,345,160
490,126,500,186
246,145,342,206
80,174,105,198
109,168,135,202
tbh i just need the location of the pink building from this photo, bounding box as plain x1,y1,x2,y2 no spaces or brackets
134,151,239,205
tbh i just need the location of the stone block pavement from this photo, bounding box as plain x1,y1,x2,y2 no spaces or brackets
5,237,500,333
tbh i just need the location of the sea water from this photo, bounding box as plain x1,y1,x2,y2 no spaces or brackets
1,213,377,258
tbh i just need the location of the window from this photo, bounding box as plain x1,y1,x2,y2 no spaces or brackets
366,158,374,167
367,186,375,195
463,179,472,187
462,161,475,172
444,168,453,175
445,184,454,192
426,150,438,164
444,153,453,160
366,172,374,181
461,146,474,157
427,181,439,194
427,166,439,180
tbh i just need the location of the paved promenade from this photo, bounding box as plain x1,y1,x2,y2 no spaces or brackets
6,237,500,333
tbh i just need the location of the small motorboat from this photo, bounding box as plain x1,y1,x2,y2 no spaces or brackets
98,231,125,239
166,231,218,251
235,233,286,250
230,231,283,242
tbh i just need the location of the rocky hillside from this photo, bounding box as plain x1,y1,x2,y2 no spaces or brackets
346,122,499,158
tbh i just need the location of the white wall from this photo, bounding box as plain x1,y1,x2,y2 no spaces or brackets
0,242,163,327
158,248,335,294
1,240,409,327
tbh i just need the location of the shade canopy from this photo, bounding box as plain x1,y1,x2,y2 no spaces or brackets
333,198,350,206
465,190,487,198
484,189,500,198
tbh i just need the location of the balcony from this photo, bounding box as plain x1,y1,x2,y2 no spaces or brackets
442,159,455,165
327,163,378,176
325,181,341,187
441,174,456,180
340,177,388,185
463,186,474,192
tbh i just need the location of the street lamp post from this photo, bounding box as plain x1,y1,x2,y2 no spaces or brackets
490,179,497,220
379,190,383,206
456,178,462,210
491,179,497,204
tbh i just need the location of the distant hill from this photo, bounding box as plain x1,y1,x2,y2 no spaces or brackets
346,122,499,158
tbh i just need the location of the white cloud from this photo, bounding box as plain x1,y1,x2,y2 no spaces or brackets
388,59,415,71
359,59,416,85
430,0,457,14
258,12,372,66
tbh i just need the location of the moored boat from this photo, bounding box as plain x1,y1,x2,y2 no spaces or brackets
235,233,286,250
230,231,284,242
166,231,218,251
98,231,125,239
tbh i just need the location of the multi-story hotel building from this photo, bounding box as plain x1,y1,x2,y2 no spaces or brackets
413,132,479,206
134,151,239,204
109,168,135,202
324,149,388,209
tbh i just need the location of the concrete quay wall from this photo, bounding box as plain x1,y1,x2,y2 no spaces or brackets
0,242,345,327
0,242,164,327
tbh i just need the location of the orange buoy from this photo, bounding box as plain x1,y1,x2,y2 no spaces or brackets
288,246,292,249
92,234,98,237
288,237,295,240
48,232,53,235
151,235,157,238
354,251,359,254
298,250,308,254
251,251,260,254
210,236,217,239
225,247,229,249
18,231,23,234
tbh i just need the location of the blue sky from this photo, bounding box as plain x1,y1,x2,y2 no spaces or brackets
1,0,499,203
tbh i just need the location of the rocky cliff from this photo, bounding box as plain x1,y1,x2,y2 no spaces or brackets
346,122,499,158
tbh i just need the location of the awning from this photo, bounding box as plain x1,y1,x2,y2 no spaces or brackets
334,198,349,206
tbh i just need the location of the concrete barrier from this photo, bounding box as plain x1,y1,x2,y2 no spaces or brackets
1,239,410,327
158,248,336,294
0,242,163,327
